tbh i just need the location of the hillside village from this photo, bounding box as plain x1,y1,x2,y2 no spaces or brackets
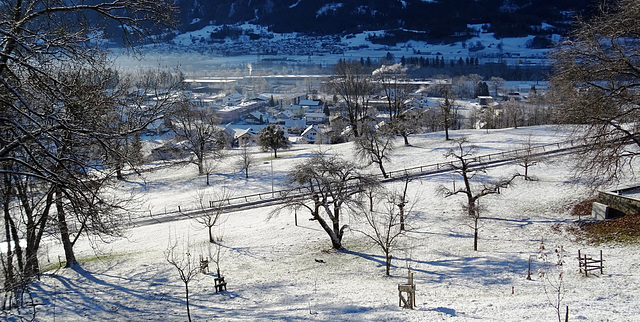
152,73,545,150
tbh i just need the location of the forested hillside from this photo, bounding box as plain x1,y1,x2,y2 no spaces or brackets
169,0,595,41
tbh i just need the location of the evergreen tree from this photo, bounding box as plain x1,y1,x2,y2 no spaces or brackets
258,124,291,158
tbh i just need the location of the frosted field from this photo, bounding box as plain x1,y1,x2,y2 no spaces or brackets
14,126,640,321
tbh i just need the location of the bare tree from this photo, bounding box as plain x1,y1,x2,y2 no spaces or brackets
208,241,226,278
438,139,519,251
193,189,230,243
373,64,415,145
431,80,458,140
549,0,640,186
538,242,568,322
354,125,395,178
274,151,377,250
517,136,542,181
489,76,505,97
503,98,524,129
327,60,374,138
169,100,227,176
0,0,176,289
165,238,200,322
396,174,412,231
352,185,412,276
0,2,176,165
103,68,186,179
236,143,255,179
4,175,53,290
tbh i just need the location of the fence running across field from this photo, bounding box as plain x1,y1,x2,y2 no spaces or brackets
133,139,588,227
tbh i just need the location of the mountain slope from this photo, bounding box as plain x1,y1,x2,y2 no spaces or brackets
172,0,596,40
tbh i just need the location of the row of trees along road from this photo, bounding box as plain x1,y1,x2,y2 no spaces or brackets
0,0,177,308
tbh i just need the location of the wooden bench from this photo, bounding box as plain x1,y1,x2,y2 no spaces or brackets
215,276,227,293
398,270,416,309
199,255,209,274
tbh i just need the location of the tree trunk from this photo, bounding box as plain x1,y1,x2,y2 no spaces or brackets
208,226,214,243
350,117,360,138
399,203,405,231
385,253,392,276
378,162,388,179
116,167,124,181
185,283,192,322
2,174,16,289
314,203,343,250
329,233,343,250
473,217,479,251
56,189,78,267
402,133,410,146
197,159,204,176
443,107,451,140
3,204,15,291
332,205,344,248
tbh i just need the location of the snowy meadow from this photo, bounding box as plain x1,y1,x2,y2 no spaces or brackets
13,126,640,321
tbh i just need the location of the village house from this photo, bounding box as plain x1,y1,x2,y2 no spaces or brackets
281,119,307,135
300,125,322,144
217,101,265,123
225,127,257,147
283,104,307,118
245,111,268,124
224,93,244,106
329,114,349,133
477,96,496,107
299,99,323,111
275,110,295,120
305,112,327,125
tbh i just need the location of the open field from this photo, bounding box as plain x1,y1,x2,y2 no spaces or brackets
14,126,640,321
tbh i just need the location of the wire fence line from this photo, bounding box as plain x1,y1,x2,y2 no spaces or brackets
134,138,588,226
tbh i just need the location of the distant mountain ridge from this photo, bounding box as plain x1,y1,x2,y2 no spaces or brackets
171,0,595,42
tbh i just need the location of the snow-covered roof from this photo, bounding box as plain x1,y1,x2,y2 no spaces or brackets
301,125,319,136
299,100,322,106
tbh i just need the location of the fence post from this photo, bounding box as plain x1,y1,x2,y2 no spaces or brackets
578,250,582,274
584,253,588,277
600,250,603,274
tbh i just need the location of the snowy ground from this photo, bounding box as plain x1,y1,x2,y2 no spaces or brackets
11,126,640,321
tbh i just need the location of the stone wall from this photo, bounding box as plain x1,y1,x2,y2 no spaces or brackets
595,191,640,218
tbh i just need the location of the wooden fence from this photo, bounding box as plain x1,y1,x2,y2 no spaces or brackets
143,139,588,221
578,249,604,277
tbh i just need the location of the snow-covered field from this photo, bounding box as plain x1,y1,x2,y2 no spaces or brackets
15,126,640,321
